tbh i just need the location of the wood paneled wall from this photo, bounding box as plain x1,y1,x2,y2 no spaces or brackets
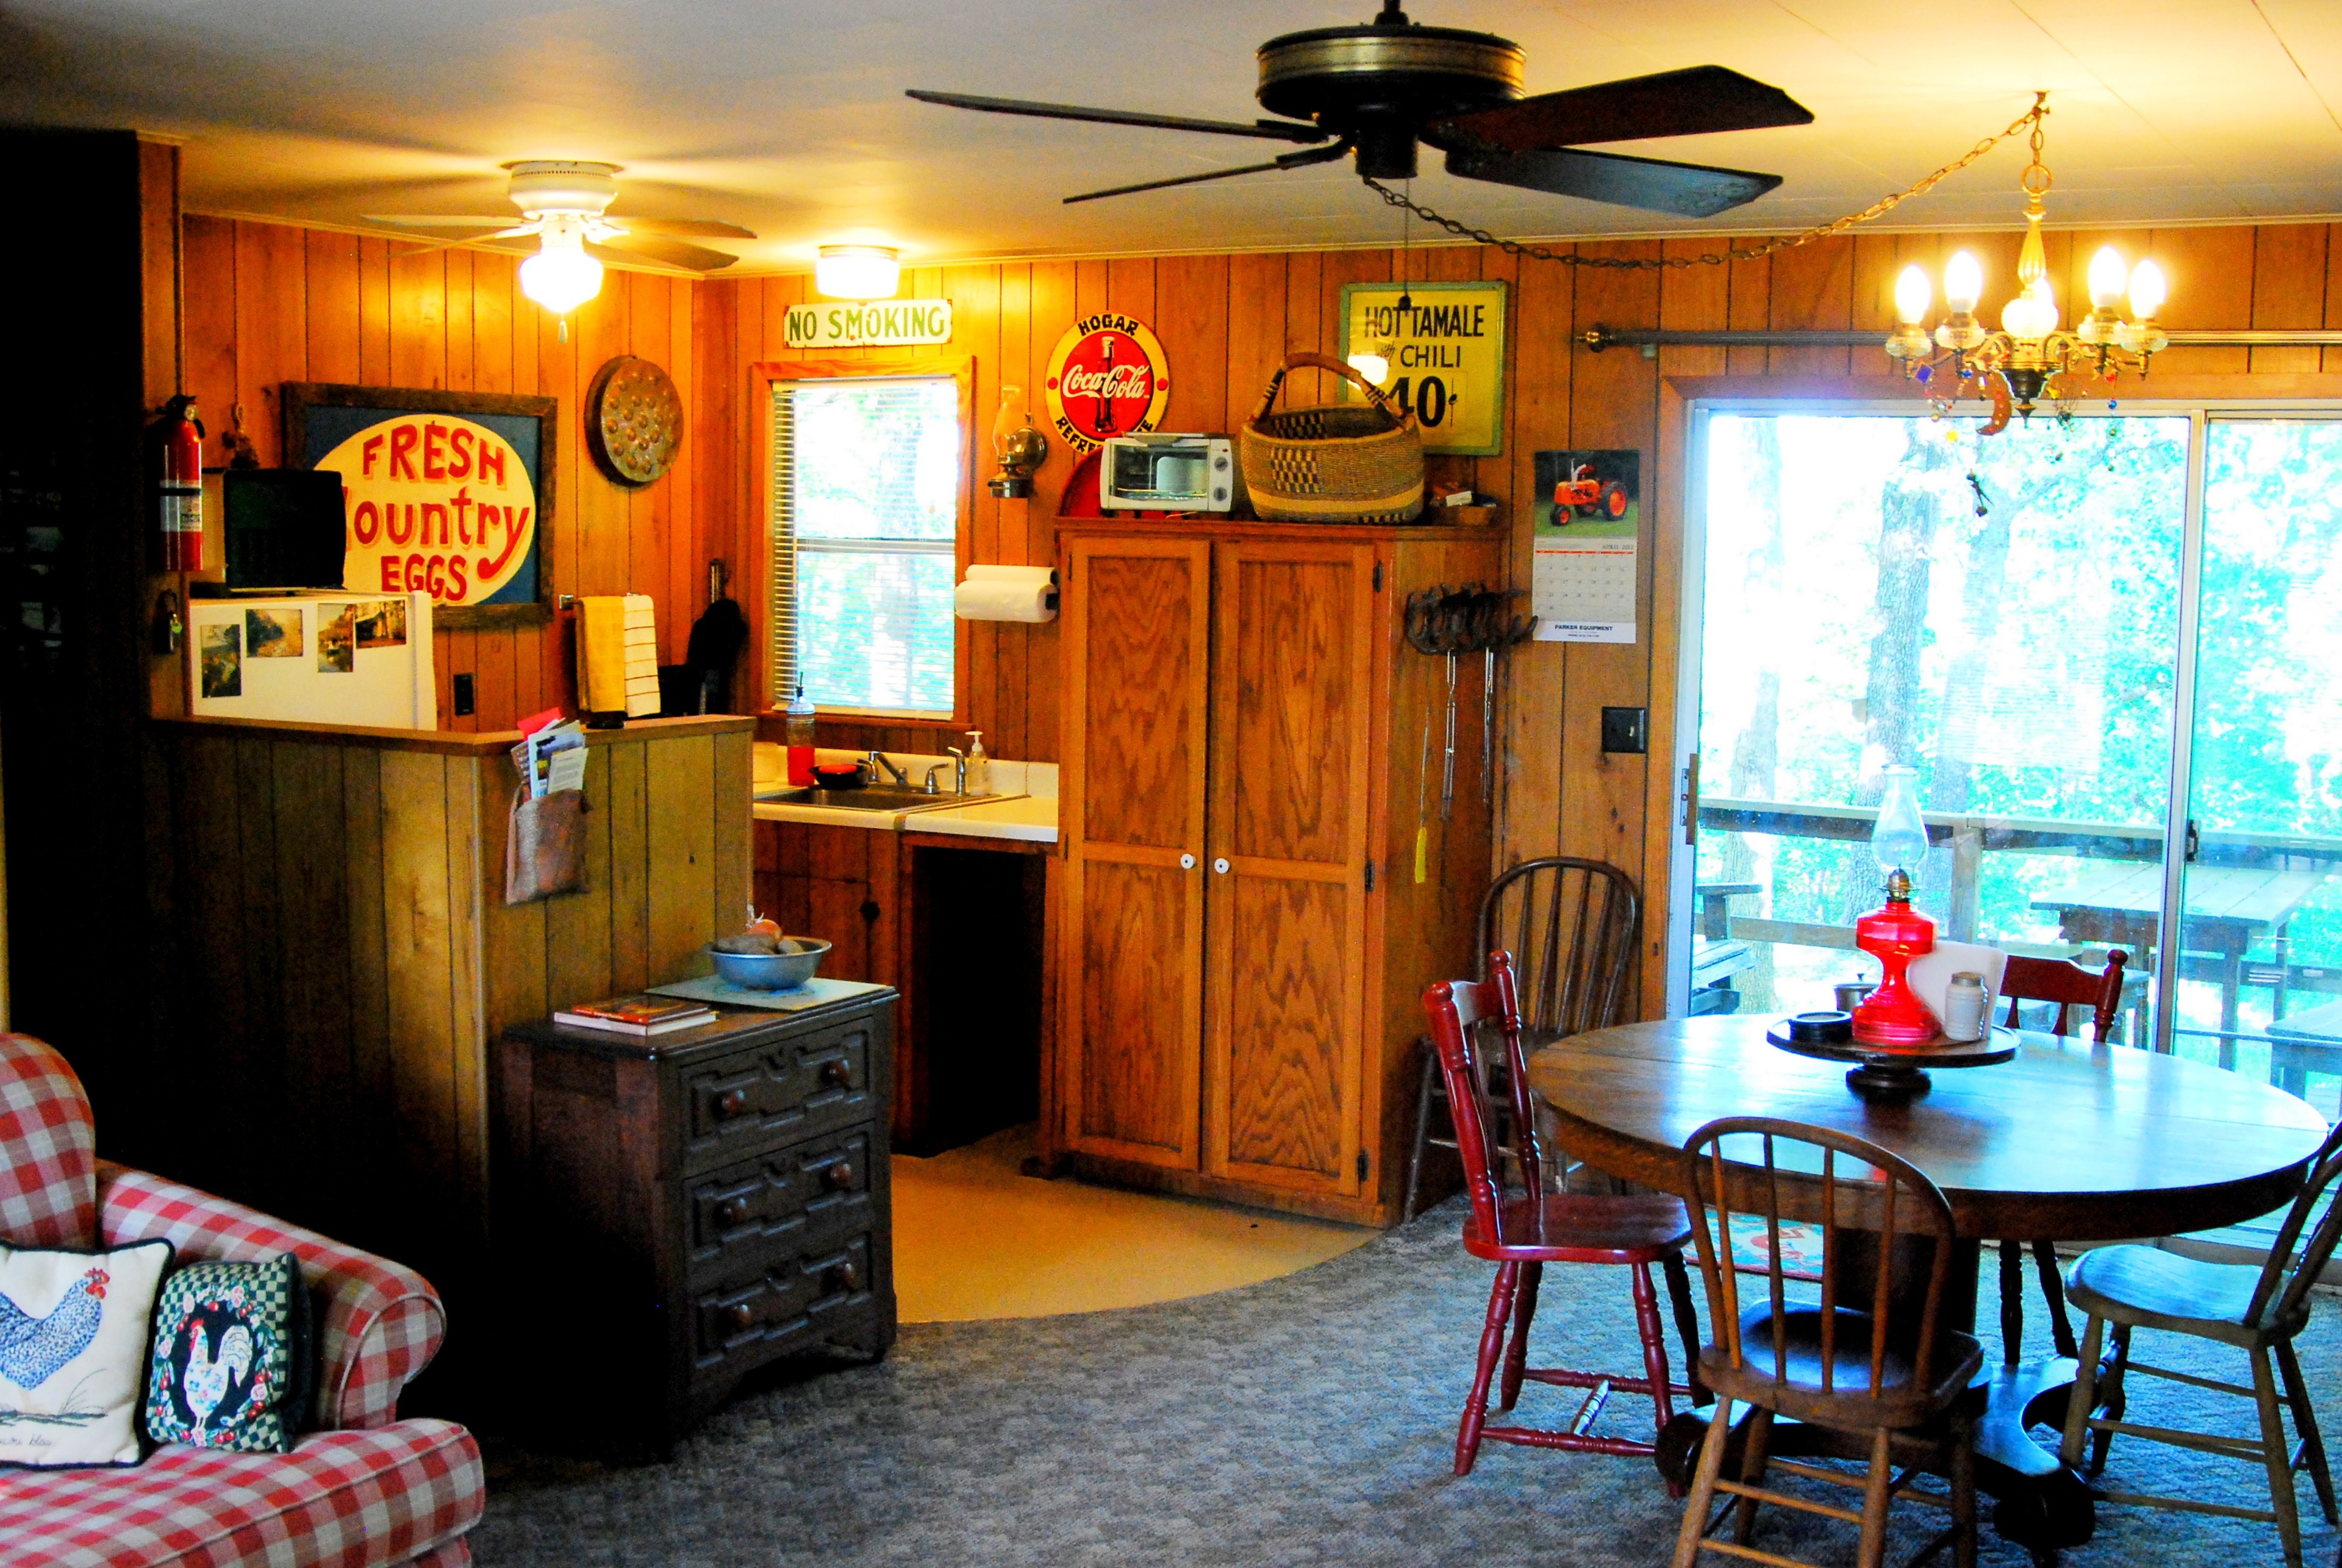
697,220,2342,1018
178,217,704,732
146,714,751,1353
188,213,2342,1018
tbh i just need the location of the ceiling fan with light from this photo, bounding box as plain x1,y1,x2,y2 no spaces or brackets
909,2,1813,216
364,160,756,320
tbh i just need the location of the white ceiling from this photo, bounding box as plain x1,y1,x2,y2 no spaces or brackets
5,0,2340,274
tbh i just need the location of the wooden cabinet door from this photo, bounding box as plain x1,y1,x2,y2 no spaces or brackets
1202,539,1376,1198
1060,536,1212,1170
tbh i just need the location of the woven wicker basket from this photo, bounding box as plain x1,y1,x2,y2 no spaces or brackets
1239,353,1424,524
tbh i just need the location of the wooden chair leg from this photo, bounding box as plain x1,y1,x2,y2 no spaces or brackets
2255,1346,2307,1568
2031,1238,2079,1361
1998,1239,2025,1365
1672,1398,1736,1568
1401,1045,1439,1223
1456,1261,1517,1477
1952,1406,1978,1568
1733,1406,1774,1547
1628,1261,1676,1432
1499,1260,1541,1412
2058,1312,2105,1472
2091,1323,2130,1477
2277,1339,2339,1527
1661,1250,1708,1407
1857,1425,1895,1568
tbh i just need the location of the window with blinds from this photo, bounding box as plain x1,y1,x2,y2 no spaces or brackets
770,376,959,715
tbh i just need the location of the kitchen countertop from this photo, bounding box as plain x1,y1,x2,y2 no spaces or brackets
751,746,1059,845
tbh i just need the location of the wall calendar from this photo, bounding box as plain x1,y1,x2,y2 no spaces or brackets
1531,449,1639,645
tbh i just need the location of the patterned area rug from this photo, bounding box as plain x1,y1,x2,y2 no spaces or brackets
473,1200,2340,1567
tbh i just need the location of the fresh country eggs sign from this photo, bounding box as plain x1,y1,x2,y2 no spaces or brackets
290,389,550,616
1044,313,1170,454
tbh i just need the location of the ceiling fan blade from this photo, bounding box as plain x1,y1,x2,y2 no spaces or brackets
606,217,757,239
587,234,740,271
908,88,1329,144
361,214,528,228
1064,140,1350,205
382,224,538,243
1433,66,1812,153
1444,144,1780,218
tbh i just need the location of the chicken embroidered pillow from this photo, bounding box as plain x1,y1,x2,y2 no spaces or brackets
143,1253,313,1453
0,1237,174,1467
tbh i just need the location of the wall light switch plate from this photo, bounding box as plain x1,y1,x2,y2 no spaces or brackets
452,673,476,717
1601,706,1647,754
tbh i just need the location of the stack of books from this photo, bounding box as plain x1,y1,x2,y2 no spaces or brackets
553,994,717,1036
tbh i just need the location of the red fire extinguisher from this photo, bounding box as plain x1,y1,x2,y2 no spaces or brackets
156,394,204,572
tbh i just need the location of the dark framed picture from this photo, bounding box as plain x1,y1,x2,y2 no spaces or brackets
282,382,558,629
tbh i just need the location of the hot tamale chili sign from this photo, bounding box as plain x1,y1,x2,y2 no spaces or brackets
1043,313,1170,454
284,383,557,625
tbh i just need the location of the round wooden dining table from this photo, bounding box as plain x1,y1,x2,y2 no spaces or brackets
1524,1014,2331,1558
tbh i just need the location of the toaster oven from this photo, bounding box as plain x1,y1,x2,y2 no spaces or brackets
1098,434,1239,512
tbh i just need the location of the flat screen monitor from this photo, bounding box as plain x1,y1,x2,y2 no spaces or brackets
223,468,347,590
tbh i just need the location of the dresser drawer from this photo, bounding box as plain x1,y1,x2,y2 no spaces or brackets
691,1231,878,1372
685,1125,875,1278
679,1015,878,1167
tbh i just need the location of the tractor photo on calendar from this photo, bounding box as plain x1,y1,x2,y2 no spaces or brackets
1534,449,1639,540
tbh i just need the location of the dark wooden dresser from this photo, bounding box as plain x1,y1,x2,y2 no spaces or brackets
494,986,897,1452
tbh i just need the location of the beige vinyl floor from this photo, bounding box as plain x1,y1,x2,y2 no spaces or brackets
890,1124,1377,1322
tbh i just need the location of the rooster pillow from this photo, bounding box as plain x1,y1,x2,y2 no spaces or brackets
0,1237,174,1467
143,1253,313,1453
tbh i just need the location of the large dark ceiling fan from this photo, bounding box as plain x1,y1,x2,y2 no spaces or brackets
909,3,1813,217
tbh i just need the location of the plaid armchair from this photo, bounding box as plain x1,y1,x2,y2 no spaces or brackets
0,1033,483,1568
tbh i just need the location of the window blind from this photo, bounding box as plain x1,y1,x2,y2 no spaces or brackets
770,376,959,714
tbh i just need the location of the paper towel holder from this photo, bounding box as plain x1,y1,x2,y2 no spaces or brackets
954,564,1059,623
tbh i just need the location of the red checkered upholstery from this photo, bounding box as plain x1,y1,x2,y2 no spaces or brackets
0,1034,482,1567
96,1165,443,1432
0,1421,481,1568
0,1032,99,1246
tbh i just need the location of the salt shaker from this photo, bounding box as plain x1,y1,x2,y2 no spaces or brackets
1941,972,1988,1042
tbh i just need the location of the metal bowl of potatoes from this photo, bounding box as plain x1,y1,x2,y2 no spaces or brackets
705,934,831,990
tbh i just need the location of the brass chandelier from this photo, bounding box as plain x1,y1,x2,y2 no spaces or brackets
1884,95,2169,423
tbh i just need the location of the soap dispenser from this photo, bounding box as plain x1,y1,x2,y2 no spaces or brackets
963,730,989,794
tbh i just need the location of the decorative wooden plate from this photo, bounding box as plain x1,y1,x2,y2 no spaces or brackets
1765,1023,2019,1101
586,355,682,487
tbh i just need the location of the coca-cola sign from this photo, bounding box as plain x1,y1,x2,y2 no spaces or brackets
1044,312,1170,454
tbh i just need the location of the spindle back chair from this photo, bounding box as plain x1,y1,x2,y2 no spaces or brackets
1671,1117,1980,1568
1420,953,1702,1477
1402,857,1639,1219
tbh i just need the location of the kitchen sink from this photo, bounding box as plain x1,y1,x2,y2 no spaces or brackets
757,786,1004,812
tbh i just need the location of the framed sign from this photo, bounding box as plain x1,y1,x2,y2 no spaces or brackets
282,382,557,628
1336,280,1508,456
1042,312,1170,454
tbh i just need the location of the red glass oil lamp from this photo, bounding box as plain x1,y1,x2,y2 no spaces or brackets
1852,765,1939,1045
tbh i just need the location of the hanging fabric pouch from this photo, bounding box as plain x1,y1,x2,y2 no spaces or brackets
505,786,588,904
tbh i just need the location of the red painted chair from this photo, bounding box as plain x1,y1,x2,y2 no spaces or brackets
1422,951,1703,1477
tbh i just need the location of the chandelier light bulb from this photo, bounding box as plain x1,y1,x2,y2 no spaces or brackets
518,223,604,316
815,245,901,299
2088,247,2128,310
1894,265,1932,326
1943,251,1984,316
2129,258,2167,320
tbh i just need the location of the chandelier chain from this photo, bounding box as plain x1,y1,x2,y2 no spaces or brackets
1359,91,2054,272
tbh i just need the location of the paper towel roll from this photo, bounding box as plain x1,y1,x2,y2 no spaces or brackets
954,564,1059,623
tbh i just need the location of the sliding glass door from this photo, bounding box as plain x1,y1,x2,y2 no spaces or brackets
1682,403,2342,1118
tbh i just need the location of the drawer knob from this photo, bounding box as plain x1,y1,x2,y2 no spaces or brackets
820,1060,853,1090
828,1262,860,1294
715,1087,751,1119
726,1301,756,1332
717,1196,752,1226
824,1161,855,1190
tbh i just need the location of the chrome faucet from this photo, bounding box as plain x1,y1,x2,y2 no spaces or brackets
921,750,970,797
867,750,911,787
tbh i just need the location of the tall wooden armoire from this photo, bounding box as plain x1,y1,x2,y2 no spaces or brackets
1053,520,1502,1227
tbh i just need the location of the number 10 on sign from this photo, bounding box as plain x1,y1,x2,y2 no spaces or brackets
1338,280,1508,457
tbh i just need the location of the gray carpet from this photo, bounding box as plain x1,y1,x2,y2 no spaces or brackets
473,1202,2340,1566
